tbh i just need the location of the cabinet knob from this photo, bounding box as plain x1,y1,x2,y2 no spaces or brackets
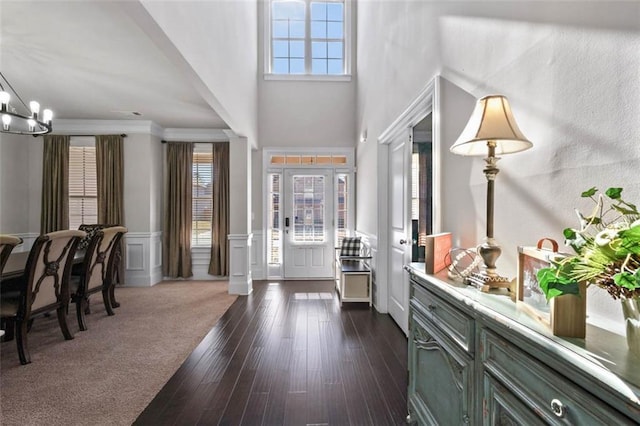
550,398,566,418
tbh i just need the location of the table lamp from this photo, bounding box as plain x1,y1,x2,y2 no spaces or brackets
450,95,532,291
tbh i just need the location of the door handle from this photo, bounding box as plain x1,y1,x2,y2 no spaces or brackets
399,239,407,245
285,217,290,227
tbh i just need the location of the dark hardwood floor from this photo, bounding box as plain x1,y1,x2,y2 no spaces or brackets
135,280,408,426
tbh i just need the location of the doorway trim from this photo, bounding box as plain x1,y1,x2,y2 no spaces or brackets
262,147,355,279
376,75,442,317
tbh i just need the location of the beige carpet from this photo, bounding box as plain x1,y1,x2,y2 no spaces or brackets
0,280,237,426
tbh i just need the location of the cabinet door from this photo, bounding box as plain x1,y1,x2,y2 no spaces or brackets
408,310,474,425
483,373,545,426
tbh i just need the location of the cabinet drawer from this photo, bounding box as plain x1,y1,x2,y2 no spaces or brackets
411,283,474,353
483,372,546,426
481,329,637,425
409,309,474,426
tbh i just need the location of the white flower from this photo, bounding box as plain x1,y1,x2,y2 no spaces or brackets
594,228,619,246
612,221,630,230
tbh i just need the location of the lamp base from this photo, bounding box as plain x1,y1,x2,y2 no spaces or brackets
466,271,512,293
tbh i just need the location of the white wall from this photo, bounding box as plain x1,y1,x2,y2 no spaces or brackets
356,1,640,334
253,0,358,231
0,129,165,284
140,0,259,144
258,81,357,147
122,133,163,233
0,133,32,233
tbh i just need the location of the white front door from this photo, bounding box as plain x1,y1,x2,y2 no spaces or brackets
283,169,335,279
388,131,412,334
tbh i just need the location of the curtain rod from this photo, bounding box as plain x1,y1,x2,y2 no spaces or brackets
67,134,127,137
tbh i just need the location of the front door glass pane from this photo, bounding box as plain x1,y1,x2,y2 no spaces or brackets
292,175,325,242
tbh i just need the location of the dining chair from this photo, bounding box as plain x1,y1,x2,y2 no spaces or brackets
78,223,123,308
71,226,127,331
0,229,85,365
0,235,23,336
0,235,23,274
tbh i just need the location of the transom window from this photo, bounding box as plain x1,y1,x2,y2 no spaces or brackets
267,0,350,78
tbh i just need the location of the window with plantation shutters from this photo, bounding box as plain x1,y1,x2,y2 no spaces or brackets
192,143,214,247
69,144,97,230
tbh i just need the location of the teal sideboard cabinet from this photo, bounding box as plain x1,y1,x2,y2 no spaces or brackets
406,264,640,425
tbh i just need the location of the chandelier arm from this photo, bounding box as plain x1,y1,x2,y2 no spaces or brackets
0,72,32,112
0,72,53,135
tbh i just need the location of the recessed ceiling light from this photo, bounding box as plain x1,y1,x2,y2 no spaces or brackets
112,110,143,117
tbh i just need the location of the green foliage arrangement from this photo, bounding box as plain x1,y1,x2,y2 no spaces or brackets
537,187,640,301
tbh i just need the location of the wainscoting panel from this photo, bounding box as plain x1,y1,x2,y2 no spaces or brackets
12,233,38,253
191,247,229,280
228,233,252,295
124,232,162,287
250,231,264,280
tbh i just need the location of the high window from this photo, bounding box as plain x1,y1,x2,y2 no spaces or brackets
69,141,97,230
267,0,350,78
192,143,213,247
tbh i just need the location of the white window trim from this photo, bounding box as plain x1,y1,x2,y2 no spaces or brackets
263,0,352,81
262,147,355,279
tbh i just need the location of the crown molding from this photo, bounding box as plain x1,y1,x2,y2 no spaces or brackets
162,128,229,142
53,119,159,135
379,78,435,145
50,119,230,142
223,129,239,139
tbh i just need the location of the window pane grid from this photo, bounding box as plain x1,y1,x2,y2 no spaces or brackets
272,0,307,74
292,175,325,242
310,1,344,75
270,154,347,165
271,0,345,75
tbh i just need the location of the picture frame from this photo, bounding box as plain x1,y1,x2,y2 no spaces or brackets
516,238,586,338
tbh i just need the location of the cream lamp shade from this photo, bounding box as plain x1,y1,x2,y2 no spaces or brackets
450,95,532,156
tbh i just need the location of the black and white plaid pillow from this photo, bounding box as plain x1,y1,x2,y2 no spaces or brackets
77,224,105,250
340,237,361,257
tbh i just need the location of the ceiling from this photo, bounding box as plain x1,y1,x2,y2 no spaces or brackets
0,1,228,130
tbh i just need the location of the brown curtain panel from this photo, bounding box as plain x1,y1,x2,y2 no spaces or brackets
41,135,70,234
163,142,193,278
96,134,125,283
208,142,229,276
96,135,124,225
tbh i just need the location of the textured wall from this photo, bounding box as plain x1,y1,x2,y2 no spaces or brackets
356,1,640,334
0,134,32,233
141,0,259,143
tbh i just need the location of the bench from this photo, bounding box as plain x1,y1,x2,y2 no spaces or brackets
335,237,372,307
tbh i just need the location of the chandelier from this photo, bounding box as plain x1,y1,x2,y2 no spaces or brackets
0,72,53,135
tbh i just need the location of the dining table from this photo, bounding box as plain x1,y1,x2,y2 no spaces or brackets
1,250,86,283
